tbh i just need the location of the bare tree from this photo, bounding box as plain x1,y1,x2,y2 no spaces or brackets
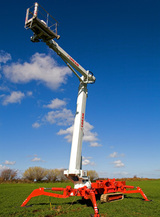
23,167,47,182
23,167,35,181
0,169,17,181
34,167,47,182
46,169,58,182
87,170,99,182
56,169,67,182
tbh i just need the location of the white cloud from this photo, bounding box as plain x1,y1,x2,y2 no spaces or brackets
4,160,16,165
58,120,101,146
82,159,91,165
109,152,118,158
82,156,95,166
2,53,71,90
1,90,33,106
83,122,98,142
109,152,125,158
0,94,5,98
33,97,101,147
57,120,101,146
44,108,74,126
113,160,125,168
83,122,101,146
2,91,25,105
57,125,73,142
0,50,11,64
90,142,102,147
32,122,41,128
31,157,45,162
26,91,33,96
0,165,9,171
44,98,66,109
0,86,10,92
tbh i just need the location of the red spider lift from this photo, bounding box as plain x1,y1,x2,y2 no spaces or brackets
21,3,150,216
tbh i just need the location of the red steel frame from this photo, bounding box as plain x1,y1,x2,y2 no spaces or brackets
21,178,150,217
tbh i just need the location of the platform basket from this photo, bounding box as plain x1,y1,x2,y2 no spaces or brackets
25,2,60,41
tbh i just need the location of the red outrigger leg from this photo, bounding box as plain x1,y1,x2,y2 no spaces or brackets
86,190,100,217
21,187,71,207
21,179,150,216
123,185,150,201
21,186,101,217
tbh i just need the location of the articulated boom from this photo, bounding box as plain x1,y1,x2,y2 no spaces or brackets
22,3,150,217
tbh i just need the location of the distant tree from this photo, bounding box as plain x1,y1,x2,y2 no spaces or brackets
87,170,99,182
23,167,47,182
0,169,17,181
56,169,67,182
34,167,47,182
46,169,57,182
23,167,35,181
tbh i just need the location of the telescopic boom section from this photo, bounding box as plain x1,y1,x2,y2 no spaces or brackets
46,37,95,186
45,37,95,188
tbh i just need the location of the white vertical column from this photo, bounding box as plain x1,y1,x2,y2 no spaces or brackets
68,81,88,175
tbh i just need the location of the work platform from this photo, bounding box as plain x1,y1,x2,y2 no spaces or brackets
25,2,60,42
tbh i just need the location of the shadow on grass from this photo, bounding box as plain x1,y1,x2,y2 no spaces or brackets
25,194,148,209
27,198,95,208
124,195,152,201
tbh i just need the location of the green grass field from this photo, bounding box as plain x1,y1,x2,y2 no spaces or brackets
0,180,160,217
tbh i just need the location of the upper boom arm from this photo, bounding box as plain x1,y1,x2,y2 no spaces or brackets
46,40,96,84
25,2,95,84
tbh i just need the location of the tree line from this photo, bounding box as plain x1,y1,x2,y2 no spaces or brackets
0,167,99,183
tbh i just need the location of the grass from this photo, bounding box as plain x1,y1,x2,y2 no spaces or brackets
0,180,160,217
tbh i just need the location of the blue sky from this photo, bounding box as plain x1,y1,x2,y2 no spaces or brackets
0,0,160,179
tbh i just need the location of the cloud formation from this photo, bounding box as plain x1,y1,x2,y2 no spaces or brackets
2,53,72,89
32,122,41,128
1,91,33,106
83,122,101,146
113,160,125,168
109,152,118,158
82,156,95,166
33,97,101,147
2,91,25,105
109,152,125,158
90,142,102,147
57,120,101,146
31,157,45,162
44,98,66,109
4,160,16,165
44,108,74,126
0,165,9,171
57,125,73,142
0,50,11,65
